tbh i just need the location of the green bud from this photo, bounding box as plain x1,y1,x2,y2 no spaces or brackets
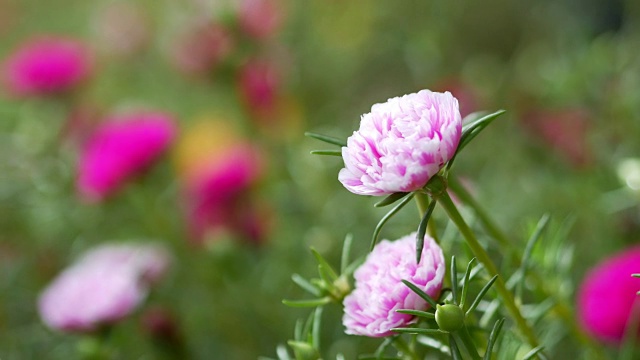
424,175,448,198
435,304,465,332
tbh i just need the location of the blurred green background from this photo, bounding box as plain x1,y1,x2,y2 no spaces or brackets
1,0,640,358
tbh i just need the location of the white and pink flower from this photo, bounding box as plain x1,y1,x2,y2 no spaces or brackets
38,243,171,332
343,233,445,337
339,90,462,196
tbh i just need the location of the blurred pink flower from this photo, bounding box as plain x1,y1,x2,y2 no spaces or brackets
94,2,151,58
2,36,93,97
239,0,284,39
343,233,445,337
238,58,279,119
170,22,234,77
185,145,267,244
577,246,640,343
77,111,177,201
38,243,171,332
522,108,592,168
339,90,462,196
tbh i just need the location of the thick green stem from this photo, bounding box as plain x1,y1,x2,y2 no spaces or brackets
415,192,439,242
449,177,607,359
437,192,540,349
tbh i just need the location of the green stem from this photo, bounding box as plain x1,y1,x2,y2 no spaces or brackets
415,192,439,243
448,177,509,247
394,336,420,360
437,192,540,349
449,177,607,359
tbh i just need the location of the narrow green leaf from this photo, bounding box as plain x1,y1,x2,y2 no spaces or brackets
446,110,506,170
374,192,409,208
416,198,437,264
459,110,506,149
391,327,443,335
291,274,322,297
461,111,487,126
483,318,505,360
516,214,550,302
302,310,316,342
524,298,556,324
371,193,415,251
466,275,498,316
341,234,353,274
522,214,550,267
282,297,332,308
359,356,401,360
449,334,464,360
311,307,323,349
304,132,347,147
401,279,438,308
310,150,342,156
396,309,436,319
460,258,477,309
479,300,500,328
294,318,304,341
521,346,545,360
311,248,339,281
317,264,337,287
450,256,459,305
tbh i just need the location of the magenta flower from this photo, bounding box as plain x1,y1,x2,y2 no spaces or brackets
2,36,93,97
339,90,462,196
343,233,445,337
577,246,640,343
77,111,177,201
185,145,267,244
38,243,171,332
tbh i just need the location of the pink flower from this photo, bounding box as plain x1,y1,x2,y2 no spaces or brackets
343,233,445,337
238,58,280,119
577,246,640,343
94,2,151,58
2,36,93,97
38,243,171,332
185,145,267,244
170,22,234,77
339,90,462,196
238,0,284,39
522,108,592,168
77,111,177,201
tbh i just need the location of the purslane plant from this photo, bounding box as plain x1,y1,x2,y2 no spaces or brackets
271,89,607,359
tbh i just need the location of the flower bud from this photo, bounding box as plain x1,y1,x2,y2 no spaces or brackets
435,304,465,332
